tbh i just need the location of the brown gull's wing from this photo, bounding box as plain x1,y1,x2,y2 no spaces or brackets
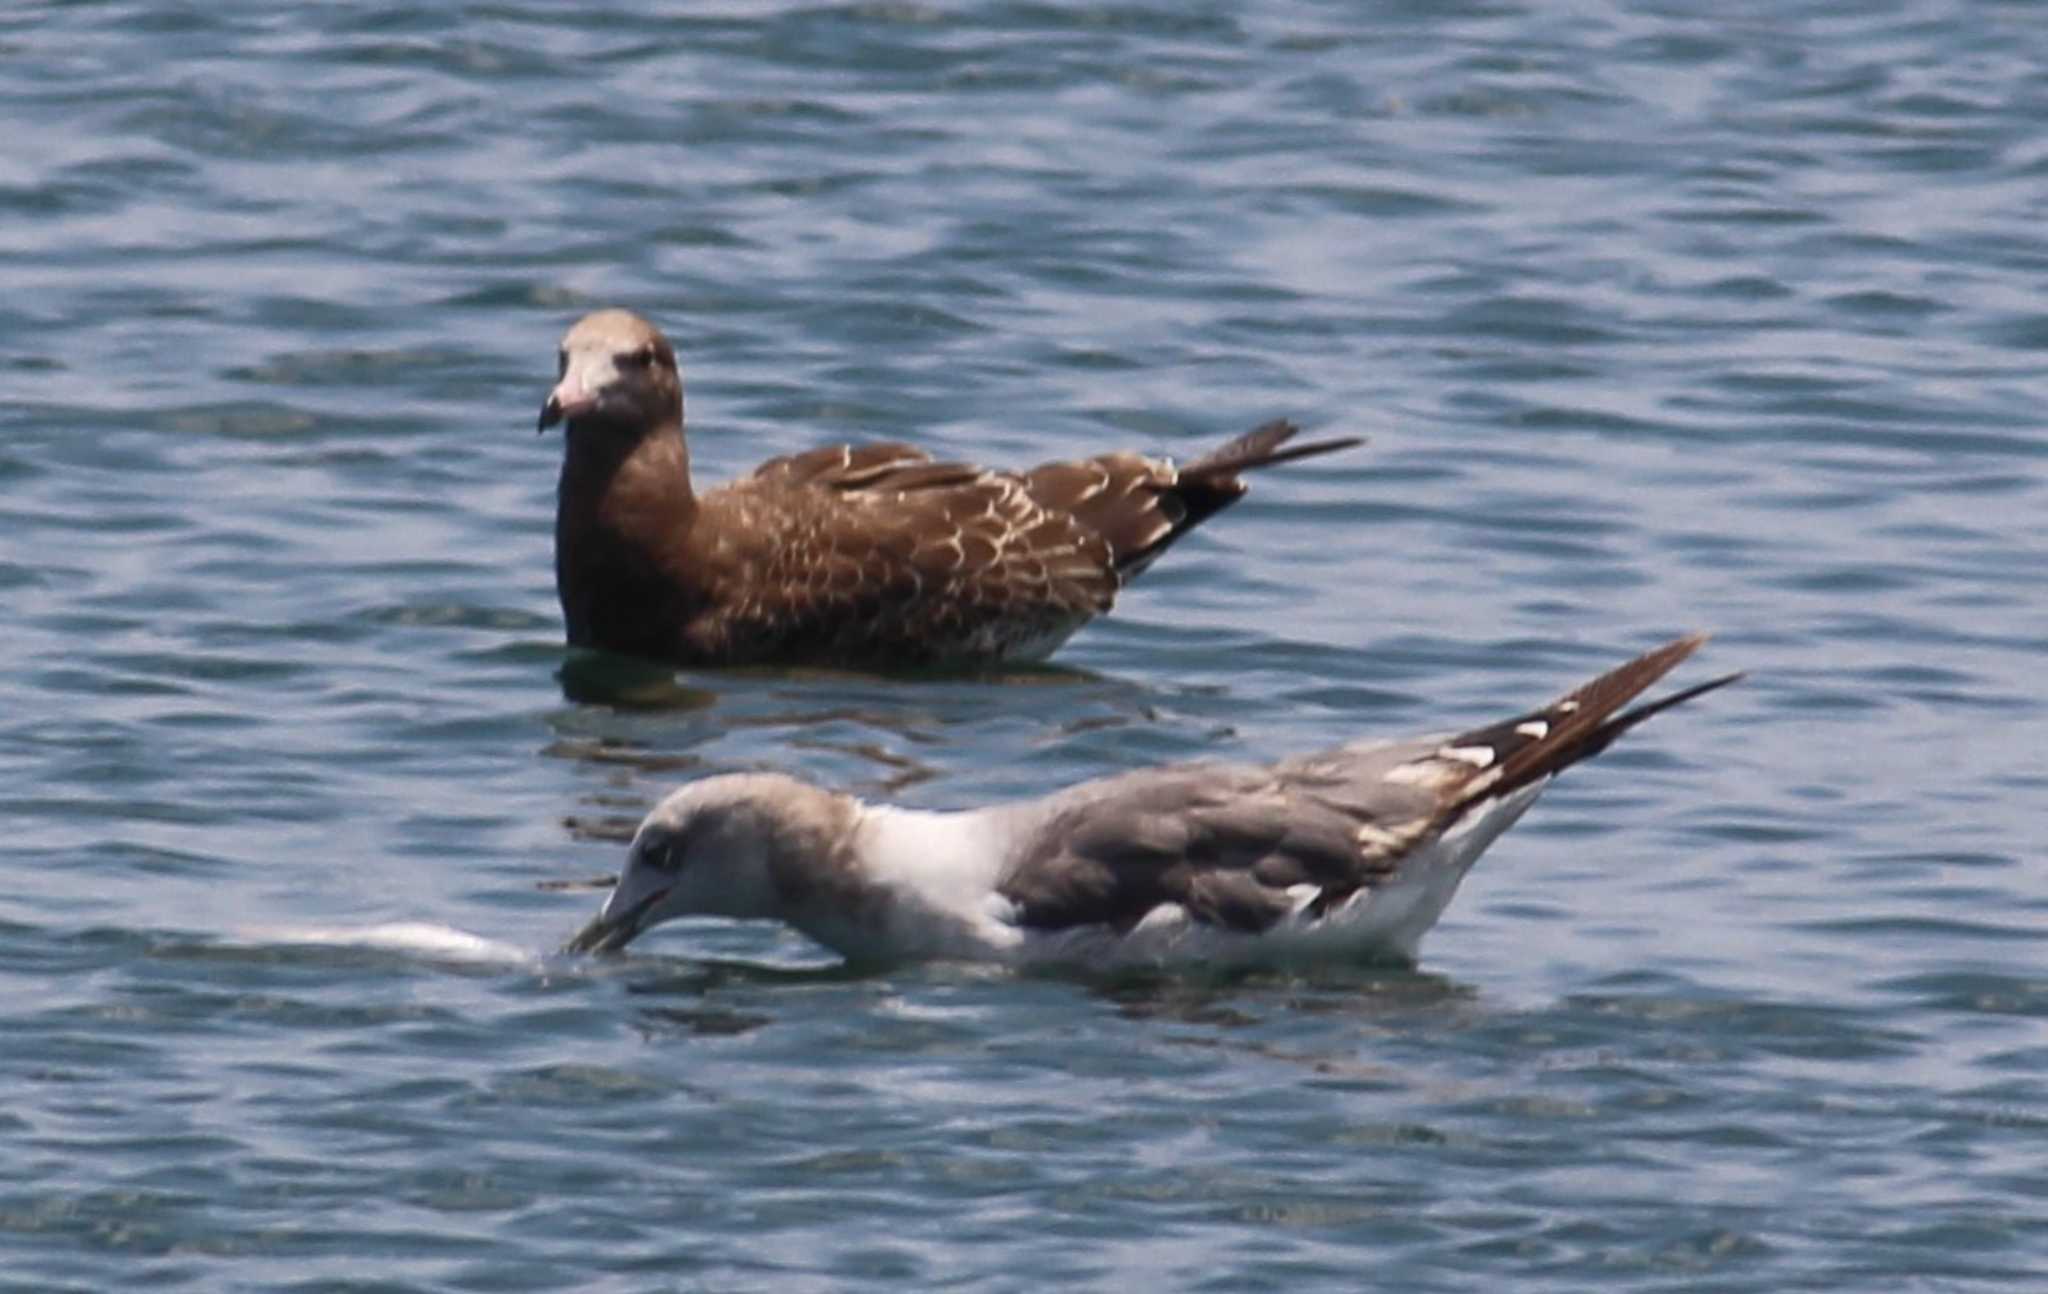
1021,419,1362,579
747,442,946,489
699,422,1357,663
699,447,1121,662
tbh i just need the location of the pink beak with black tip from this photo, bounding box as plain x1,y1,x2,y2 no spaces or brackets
537,372,598,432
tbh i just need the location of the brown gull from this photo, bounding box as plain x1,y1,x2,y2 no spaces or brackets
537,308,1361,669
564,634,1738,967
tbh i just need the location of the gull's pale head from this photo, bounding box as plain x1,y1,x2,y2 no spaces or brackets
537,308,683,436
563,773,838,955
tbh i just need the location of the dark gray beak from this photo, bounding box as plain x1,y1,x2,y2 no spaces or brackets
560,885,669,956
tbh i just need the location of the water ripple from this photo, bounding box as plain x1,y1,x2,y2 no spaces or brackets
1,0,2045,1289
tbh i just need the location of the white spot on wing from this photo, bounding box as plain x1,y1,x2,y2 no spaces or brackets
1131,903,1189,934
1515,720,1548,739
1383,761,1454,787
1131,519,1173,548
1442,745,1496,768
1354,821,1415,853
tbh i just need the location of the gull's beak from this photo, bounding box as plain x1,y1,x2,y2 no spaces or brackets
537,372,597,433
561,878,670,955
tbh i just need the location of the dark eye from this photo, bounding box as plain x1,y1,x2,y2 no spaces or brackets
618,345,657,371
640,829,688,873
556,349,568,378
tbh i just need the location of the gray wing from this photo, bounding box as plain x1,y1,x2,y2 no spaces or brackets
993,753,1443,935
994,634,1741,936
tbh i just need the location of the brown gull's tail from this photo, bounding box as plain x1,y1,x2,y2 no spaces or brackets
1024,419,1364,580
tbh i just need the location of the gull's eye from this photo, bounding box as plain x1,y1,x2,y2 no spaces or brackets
639,832,687,874
618,345,657,371
556,349,568,378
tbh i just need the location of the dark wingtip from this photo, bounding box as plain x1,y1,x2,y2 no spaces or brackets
1183,420,1364,479
1598,669,1744,742
1458,633,1735,808
1245,434,1366,470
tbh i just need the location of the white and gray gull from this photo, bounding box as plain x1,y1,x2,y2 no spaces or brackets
564,635,1738,967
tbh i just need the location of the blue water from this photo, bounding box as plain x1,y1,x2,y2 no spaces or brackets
4,2,2046,1288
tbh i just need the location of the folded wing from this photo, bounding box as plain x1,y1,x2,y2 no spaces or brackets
996,634,1740,934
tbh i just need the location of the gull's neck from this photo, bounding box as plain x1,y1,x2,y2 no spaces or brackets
778,802,1021,964
554,417,698,648
557,415,694,536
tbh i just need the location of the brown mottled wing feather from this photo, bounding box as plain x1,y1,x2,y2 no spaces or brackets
698,446,1119,663
697,424,1356,664
748,442,940,487
1024,419,1363,577
998,635,1738,934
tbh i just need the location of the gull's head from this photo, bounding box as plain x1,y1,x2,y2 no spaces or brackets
563,773,836,956
537,308,682,436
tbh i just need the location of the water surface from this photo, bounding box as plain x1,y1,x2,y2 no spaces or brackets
3,2,2045,1289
